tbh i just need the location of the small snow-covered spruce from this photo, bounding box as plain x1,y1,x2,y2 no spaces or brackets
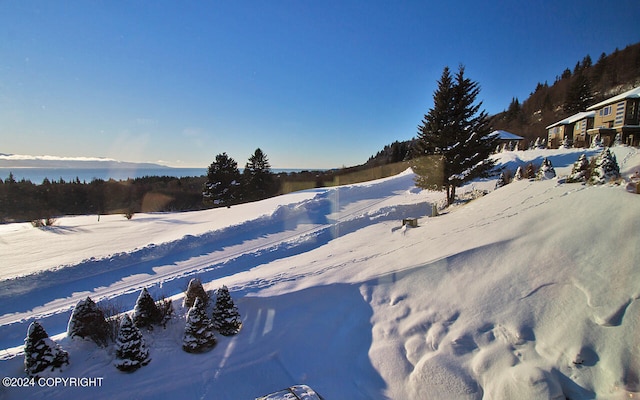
114,314,150,372
212,285,242,336
613,132,623,146
495,172,507,189
591,133,603,148
567,154,590,183
513,166,524,181
132,288,162,330
67,296,110,346
536,157,556,180
183,278,209,309
533,137,546,149
183,297,217,353
24,321,69,378
590,148,621,184
524,163,537,179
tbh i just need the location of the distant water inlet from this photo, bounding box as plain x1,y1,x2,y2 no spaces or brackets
0,167,208,183
0,167,306,183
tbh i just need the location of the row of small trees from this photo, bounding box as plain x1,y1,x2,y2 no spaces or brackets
495,148,622,189
23,279,241,376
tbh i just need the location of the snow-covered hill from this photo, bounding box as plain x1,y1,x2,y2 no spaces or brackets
0,147,639,399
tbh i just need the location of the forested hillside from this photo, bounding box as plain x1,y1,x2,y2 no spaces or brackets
490,42,640,143
368,42,640,165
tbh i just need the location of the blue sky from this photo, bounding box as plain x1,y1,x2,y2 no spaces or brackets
1,1,639,169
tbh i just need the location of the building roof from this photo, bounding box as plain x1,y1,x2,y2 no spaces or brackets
586,86,640,110
490,130,524,140
545,111,596,129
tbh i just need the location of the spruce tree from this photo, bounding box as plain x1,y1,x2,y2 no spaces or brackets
414,65,497,206
203,152,242,207
564,73,594,114
24,321,69,377
591,134,603,148
182,297,217,353
67,297,110,346
114,314,150,372
524,163,537,179
183,278,209,309
590,148,620,184
537,158,556,180
212,286,242,336
514,166,524,181
567,154,589,183
132,288,162,329
243,148,275,202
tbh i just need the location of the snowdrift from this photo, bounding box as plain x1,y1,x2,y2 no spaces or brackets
0,147,639,399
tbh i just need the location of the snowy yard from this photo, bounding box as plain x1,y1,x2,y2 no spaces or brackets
0,147,639,399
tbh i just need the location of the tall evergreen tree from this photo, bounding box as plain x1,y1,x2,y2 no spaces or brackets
212,286,242,336
67,297,110,346
564,73,594,114
114,314,150,372
132,288,162,329
414,65,497,206
243,148,275,201
203,152,242,207
24,321,69,377
182,297,217,353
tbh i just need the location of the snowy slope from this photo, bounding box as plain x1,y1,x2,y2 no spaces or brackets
0,147,639,399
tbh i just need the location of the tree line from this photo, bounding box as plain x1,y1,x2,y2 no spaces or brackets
0,148,372,224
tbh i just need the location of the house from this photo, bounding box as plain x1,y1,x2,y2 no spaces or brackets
586,86,640,147
546,111,595,148
490,130,524,151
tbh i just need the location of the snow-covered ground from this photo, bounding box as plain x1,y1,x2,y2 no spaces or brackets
1,147,639,399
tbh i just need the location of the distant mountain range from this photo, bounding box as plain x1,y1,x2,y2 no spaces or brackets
0,153,169,169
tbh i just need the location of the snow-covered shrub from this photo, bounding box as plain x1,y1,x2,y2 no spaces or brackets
183,278,209,309
590,148,621,184
212,286,242,336
114,314,150,372
536,158,556,180
513,166,524,181
613,133,623,146
31,217,56,228
24,321,69,378
182,297,217,353
566,154,590,183
97,299,125,343
590,134,603,148
155,294,174,328
524,163,537,179
495,172,508,189
132,288,162,330
533,137,546,149
67,297,111,347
